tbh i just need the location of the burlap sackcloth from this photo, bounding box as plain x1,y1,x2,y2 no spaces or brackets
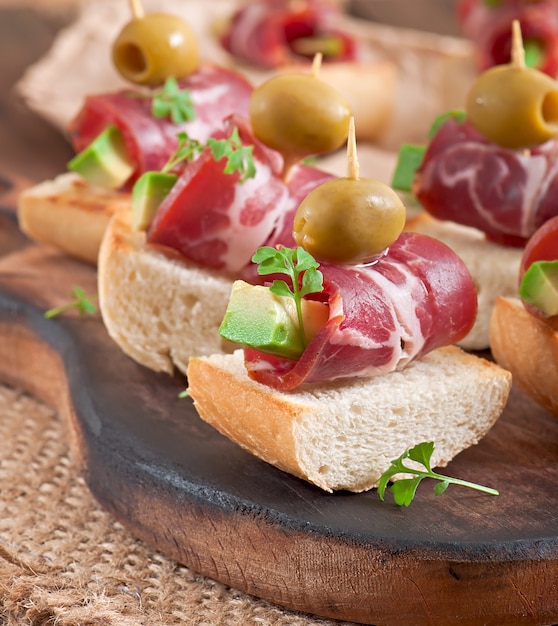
0,383,356,626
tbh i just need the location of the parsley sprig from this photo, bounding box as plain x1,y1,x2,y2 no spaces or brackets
378,441,499,507
152,77,195,124
208,127,256,182
44,286,98,319
127,77,195,125
163,127,256,182
252,246,324,346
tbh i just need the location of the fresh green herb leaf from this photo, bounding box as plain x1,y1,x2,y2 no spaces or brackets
152,77,195,124
126,77,196,125
207,126,256,182
162,132,204,173
44,286,98,319
428,109,466,139
178,388,190,399
160,127,256,183
377,441,499,507
252,246,324,346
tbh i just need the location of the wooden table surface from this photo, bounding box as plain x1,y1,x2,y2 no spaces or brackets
0,6,76,185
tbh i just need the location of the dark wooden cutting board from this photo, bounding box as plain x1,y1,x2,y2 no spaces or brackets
1,183,558,626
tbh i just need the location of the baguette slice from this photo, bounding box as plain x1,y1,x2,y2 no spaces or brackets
187,347,512,492
490,296,558,417
406,212,522,350
98,207,235,375
17,172,129,265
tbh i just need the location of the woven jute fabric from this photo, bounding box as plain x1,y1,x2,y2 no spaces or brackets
0,384,353,626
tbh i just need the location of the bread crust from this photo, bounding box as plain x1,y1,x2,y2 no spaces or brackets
187,347,512,492
17,173,129,265
490,296,558,417
98,207,234,375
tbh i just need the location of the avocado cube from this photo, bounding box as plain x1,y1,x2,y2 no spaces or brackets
519,260,558,316
68,125,134,189
219,281,306,360
131,171,178,231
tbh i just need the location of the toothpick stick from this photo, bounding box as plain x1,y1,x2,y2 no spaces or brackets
129,0,144,19
511,19,525,69
347,117,359,180
311,53,323,78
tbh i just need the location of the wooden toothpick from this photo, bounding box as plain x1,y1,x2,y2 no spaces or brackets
311,53,323,78
511,19,525,69
129,0,144,19
347,117,359,180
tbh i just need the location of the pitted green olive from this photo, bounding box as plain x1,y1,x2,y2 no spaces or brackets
465,63,558,149
250,73,352,166
112,13,199,87
293,178,406,265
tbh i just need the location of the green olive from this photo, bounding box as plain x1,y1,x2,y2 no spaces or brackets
250,73,352,166
293,178,406,265
465,64,558,149
112,13,199,87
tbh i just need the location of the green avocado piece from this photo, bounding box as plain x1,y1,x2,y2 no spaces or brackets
219,281,305,360
68,125,134,189
391,143,425,192
131,171,178,231
519,260,558,316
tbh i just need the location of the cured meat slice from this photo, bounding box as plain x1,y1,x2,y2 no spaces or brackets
243,232,477,390
458,0,558,77
68,65,254,183
220,0,356,69
237,162,335,283
146,115,337,276
146,117,290,274
413,117,558,246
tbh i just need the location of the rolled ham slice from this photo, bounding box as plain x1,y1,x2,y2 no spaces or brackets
67,65,254,183
146,116,335,275
220,0,357,69
413,117,558,247
243,232,478,390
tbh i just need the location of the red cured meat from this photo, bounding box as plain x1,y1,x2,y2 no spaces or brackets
243,232,477,390
413,117,558,246
520,214,558,276
518,214,558,321
220,0,356,69
457,0,558,77
67,65,254,184
146,117,290,274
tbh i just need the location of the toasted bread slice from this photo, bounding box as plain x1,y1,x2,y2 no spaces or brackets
187,346,512,492
17,172,129,265
98,207,235,375
490,296,558,417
